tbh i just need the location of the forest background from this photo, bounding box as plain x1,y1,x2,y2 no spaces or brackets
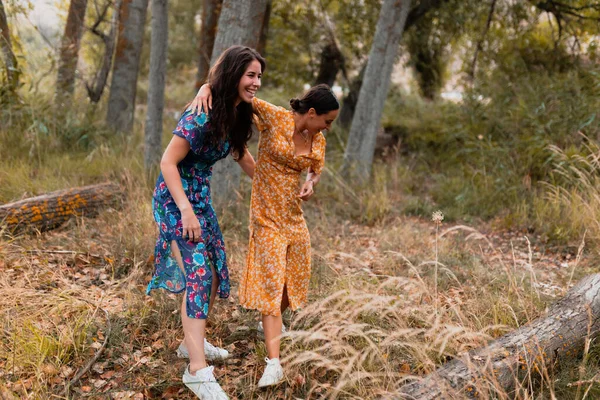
2,0,600,399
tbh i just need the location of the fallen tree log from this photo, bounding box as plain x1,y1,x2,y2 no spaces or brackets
0,182,121,233
396,273,600,399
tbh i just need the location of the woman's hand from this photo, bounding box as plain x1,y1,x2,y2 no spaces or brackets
189,84,213,114
181,207,202,242
298,180,315,201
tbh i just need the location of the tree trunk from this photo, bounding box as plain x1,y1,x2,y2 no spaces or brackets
338,64,366,130
396,273,600,399
55,0,88,100
144,0,168,169
338,0,448,130
0,183,121,233
314,41,344,87
0,0,19,91
341,0,411,181
106,0,149,133
86,0,121,103
208,0,268,209
256,0,272,56
194,0,222,91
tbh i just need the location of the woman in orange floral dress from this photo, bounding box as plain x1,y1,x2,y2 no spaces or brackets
194,83,339,387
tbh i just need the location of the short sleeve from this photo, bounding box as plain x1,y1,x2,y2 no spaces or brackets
311,132,326,175
173,110,208,154
252,98,286,134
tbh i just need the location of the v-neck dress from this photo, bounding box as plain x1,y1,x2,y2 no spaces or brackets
147,110,231,319
238,98,325,316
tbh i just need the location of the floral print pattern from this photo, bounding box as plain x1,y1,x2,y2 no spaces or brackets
147,110,231,319
239,98,326,316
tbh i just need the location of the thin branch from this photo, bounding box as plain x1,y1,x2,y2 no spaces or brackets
22,249,107,260
88,0,112,41
469,0,497,81
62,301,111,397
317,0,350,87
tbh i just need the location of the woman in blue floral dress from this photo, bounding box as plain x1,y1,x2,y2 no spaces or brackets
147,46,264,400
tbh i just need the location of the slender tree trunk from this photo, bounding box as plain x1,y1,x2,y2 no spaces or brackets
338,64,365,130
106,0,149,133
0,0,18,91
194,0,222,90
338,0,448,130
256,0,272,56
468,0,497,81
397,273,600,399
86,0,121,103
55,0,88,100
341,0,411,180
144,0,168,169
314,41,344,87
209,0,267,63
209,0,268,209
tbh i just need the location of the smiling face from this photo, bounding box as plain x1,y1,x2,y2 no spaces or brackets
305,108,339,134
236,59,262,105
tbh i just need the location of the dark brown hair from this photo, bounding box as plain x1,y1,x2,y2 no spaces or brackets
207,46,266,159
290,84,339,115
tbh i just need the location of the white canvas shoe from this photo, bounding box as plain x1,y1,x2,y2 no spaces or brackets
182,365,229,400
257,321,287,339
257,357,284,388
177,339,230,361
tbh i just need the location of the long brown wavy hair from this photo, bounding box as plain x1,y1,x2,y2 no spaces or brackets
207,46,266,160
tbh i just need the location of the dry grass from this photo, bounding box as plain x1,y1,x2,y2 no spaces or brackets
1,151,599,399
2,94,600,399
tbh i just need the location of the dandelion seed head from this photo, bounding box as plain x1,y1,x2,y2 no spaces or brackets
432,210,444,224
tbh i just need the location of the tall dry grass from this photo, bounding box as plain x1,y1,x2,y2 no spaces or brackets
2,80,599,399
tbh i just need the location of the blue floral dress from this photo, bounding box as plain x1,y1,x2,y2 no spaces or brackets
147,110,231,319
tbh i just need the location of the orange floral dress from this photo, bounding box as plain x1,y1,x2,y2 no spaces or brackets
238,98,326,316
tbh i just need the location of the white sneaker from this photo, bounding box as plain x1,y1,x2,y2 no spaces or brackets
257,321,287,339
182,365,229,400
257,357,284,388
177,339,230,361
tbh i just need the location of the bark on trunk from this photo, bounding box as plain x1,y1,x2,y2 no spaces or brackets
144,0,168,169
106,0,149,133
86,0,121,103
194,0,222,90
315,41,344,87
208,0,268,209
256,0,272,56
0,0,18,91
396,273,600,399
338,64,365,130
0,183,121,233
338,0,448,130
56,0,88,99
341,0,411,181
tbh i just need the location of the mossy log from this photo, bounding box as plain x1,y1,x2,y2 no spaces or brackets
396,273,600,399
0,182,121,233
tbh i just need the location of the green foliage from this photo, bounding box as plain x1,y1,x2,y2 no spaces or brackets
385,59,600,238
405,16,448,100
139,0,202,77
404,0,481,99
265,0,380,90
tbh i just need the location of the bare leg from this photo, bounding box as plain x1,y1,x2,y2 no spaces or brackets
262,314,283,359
172,241,207,374
263,286,290,359
207,263,219,318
